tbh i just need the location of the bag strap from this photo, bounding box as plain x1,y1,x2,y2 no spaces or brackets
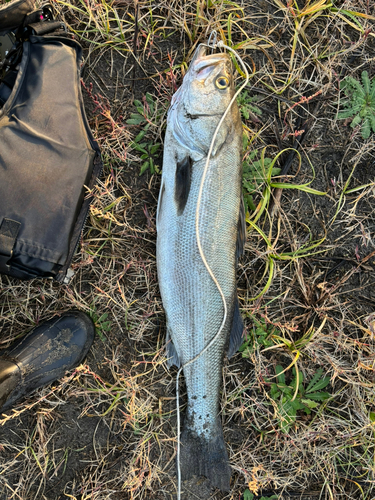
0,218,21,269
16,5,67,39
21,20,66,37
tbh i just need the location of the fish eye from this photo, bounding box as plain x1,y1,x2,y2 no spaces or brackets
215,76,229,89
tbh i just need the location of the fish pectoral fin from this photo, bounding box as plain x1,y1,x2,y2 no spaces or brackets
175,156,192,216
227,296,245,358
156,182,165,228
236,196,246,262
165,328,181,368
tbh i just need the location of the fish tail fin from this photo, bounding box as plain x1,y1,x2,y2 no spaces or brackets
179,418,230,492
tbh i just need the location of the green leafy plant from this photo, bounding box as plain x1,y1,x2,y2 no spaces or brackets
243,491,278,500
90,306,112,341
242,143,280,213
239,316,276,356
127,93,163,175
126,92,162,126
338,71,375,139
131,129,161,175
269,366,331,433
237,90,262,120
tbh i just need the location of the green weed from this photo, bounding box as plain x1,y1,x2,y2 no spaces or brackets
268,1,375,92
127,93,164,175
237,90,262,121
56,0,132,52
127,92,165,127
239,316,276,356
89,305,111,341
242,142,280,213
131,130,161,175
242,145,326,301
243,492,278,500
338,71,375,139
268,366,331,433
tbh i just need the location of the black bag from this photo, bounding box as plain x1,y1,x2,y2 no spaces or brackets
0,0,35,36
0,3,102,282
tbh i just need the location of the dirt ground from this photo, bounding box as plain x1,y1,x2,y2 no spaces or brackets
0,0,375,499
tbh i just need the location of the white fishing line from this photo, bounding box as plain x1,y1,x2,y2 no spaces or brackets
175,34,250,500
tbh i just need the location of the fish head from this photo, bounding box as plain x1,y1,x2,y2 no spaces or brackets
181,44,235,115
188,45,234,110
169,44,241,157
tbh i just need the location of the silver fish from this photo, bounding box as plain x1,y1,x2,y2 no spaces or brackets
156,44,245,492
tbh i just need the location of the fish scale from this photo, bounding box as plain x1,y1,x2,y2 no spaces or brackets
156,44,244,492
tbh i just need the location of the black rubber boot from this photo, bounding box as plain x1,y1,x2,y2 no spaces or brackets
0,311,95,412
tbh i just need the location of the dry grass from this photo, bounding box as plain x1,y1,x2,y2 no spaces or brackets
0,0,375,499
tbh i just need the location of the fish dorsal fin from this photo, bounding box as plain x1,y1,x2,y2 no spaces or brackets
227,296,245,358
236,197,246,262
166,326,181,368
175,156,192,216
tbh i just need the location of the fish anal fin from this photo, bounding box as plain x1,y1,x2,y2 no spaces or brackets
227,296,245,358
165,328,181,368
175,156,192,216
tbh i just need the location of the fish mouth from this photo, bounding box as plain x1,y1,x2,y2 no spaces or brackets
190,44,231,82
